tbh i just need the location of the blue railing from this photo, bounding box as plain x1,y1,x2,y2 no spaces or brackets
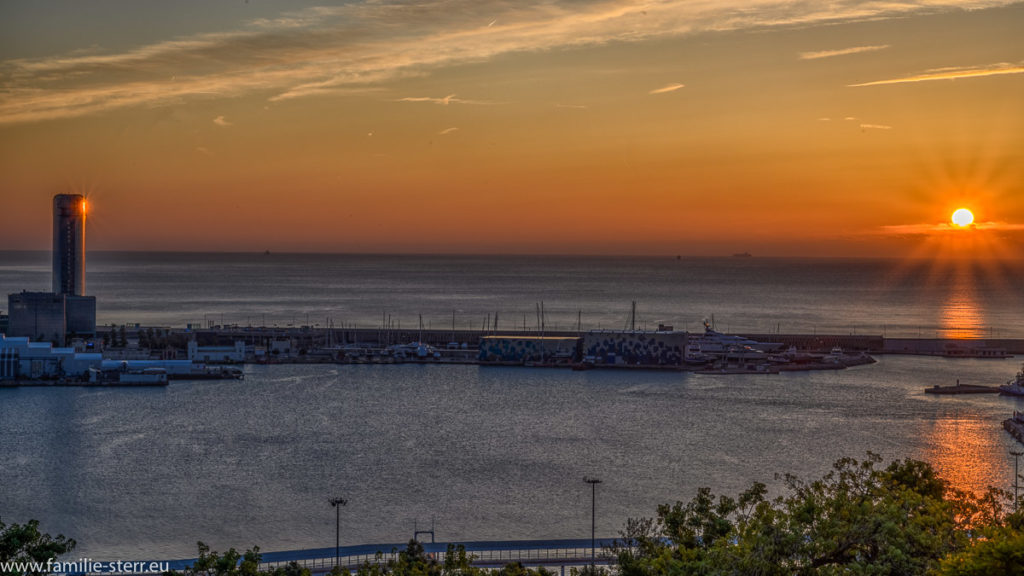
157,538,619,573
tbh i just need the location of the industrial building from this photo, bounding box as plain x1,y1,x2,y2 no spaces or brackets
7,292,66,343
6,194,96,344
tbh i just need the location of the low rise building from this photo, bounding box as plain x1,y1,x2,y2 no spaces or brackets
0,333,103,380
478,336,582,363
187,340,246,363
582,330,688,366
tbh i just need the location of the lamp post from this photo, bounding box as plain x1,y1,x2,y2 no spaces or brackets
584,477,602,573
329,497,347,569
1011,451,1023,511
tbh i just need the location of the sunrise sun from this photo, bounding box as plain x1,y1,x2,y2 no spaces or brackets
951,208,974,228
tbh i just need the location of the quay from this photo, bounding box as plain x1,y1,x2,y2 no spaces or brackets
93,325,1024,373
7,325,1021,385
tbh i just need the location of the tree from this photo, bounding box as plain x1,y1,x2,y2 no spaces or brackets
164,542,261,576
0,519,76,576
934,504,1024,575
611,454,1004,576
349,541,552,576
265,562,310,576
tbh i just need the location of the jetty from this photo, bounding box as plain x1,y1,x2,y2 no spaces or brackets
925,381,1001,395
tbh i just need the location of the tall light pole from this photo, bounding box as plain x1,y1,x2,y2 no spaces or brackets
329,497,347,569
584,477,602,573
1012,451,1023,511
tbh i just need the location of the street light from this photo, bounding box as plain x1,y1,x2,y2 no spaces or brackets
1011,451,1023,511
329,497,347,569
584,477,602,573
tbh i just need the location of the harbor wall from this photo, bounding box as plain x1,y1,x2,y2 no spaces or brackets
126,326,1024,357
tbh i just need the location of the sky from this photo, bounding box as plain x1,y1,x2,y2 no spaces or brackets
1,0,1022,256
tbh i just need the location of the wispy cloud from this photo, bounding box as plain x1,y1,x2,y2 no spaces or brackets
860,123,892,130
396,94,467,106
438,127,459,135
556,103,589,109
850,62,1024,87
649,83,685,95
799,45,889,60
1,0,1019,124
213,115,231,127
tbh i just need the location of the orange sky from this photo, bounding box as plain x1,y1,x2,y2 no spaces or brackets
1,1,1022,256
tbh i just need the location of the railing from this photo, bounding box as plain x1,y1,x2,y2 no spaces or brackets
154,538,619,574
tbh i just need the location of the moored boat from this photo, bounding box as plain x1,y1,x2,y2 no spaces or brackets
998,364,1024,396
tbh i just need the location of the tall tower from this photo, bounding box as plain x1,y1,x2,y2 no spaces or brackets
52,194,86,296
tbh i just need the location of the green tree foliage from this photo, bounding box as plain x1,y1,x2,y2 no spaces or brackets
349,540,553,576
165,542,262,576
934,508,1024,575
612,453,1016,576
163,540,552,576
0,519,76,576
265,562,311,576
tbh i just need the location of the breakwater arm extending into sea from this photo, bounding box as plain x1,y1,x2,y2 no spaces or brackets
184,325,1024,356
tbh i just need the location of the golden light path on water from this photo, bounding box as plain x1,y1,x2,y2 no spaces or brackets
923,417,1006,497
940,266,986,339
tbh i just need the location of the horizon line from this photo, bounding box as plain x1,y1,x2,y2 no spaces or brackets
0,249,1008,261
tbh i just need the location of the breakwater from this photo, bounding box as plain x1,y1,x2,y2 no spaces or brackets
186,326,1023,355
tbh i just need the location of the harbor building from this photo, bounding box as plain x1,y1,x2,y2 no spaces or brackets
0,333,102,380
582,330,688,366
7,194,96,344
478,336,582,364
187,340,246,363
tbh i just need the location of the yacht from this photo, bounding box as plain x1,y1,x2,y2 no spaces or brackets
999,364,1024,396
692,320,783,356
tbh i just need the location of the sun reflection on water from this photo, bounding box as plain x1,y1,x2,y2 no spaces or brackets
923,417,1005,497
940,273,985,339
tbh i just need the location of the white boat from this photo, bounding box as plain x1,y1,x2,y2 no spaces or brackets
684,343,712,365
692,320,783,356
999,364,1024,396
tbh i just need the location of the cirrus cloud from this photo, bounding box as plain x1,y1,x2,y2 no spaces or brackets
648,83,685,95
1,0,1020,125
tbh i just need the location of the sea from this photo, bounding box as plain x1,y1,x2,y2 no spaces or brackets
2,252,1024,560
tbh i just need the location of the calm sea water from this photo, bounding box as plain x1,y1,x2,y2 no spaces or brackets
2,252,1024,560
2,360,1023,560
2,251,1024,338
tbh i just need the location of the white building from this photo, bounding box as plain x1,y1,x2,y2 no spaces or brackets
0,333,103,380
187,340,246,363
